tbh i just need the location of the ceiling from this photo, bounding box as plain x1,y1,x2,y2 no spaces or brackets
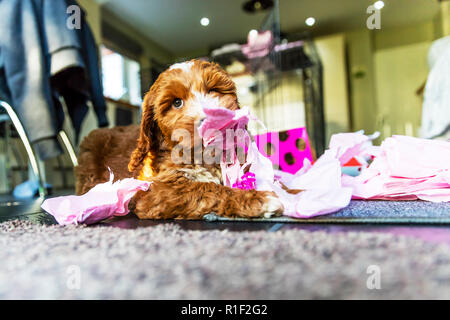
96,0,442,56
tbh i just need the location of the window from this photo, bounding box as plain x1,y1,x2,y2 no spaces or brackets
101,45,142,106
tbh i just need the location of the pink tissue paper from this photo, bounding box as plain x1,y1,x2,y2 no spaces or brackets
42,107,450,225
198,107,362,218
342,135,450,202
198,107,450,218
41,171,151,225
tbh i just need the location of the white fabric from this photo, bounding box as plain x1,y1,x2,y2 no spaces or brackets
421,36,450,139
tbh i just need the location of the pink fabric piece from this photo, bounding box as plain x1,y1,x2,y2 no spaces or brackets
198,107,354,218
41,171,151,225
342,135,450,202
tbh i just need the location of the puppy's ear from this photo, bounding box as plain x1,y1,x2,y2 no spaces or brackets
128,87,160,173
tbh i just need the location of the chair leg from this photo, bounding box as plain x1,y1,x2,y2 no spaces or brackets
0,101,46,198
58,130,78,167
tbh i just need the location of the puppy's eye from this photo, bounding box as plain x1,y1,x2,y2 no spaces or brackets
172,98,184,109
208,88,218,94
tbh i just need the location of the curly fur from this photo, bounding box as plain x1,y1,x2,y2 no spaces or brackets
75,60,283,219
74,125,140,195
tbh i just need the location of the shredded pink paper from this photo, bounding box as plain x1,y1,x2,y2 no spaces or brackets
42,109,450,225
198,107,360,218
342,135,450,202
199,108,450,218
41,171,151,225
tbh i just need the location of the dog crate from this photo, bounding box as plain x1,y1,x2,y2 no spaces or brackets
210,1,325,156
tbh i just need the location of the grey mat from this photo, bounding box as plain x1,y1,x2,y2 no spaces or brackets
1,219,450,299
204,200,450,224
2,196,449,226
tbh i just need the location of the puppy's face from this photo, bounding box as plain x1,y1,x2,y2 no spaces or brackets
153,60,238,147
128,60,239,172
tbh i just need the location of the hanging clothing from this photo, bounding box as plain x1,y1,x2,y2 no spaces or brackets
0,0,108,160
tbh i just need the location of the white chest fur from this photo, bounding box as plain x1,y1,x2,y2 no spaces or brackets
178,166,222,184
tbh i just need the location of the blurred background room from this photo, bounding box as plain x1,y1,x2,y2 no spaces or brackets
0,0,448,199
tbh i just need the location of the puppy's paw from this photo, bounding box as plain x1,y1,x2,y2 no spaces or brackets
262,196,283,218
219,190,284,219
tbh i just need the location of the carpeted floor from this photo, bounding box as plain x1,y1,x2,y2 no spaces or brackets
1,220,450,299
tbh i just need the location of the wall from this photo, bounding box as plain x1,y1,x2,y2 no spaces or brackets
78,0,102,43
443,2,450,36
101,7,174,67
78,0,173,63
372,20,441,140
373,21,436,51
74,0,173,147
374,41,431,139
346,29,377,134
343,15,447,141
315,34,350,141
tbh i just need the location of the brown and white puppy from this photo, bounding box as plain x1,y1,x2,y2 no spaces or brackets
75,59,283,219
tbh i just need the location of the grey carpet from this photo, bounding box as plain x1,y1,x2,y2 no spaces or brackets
204,200,450,224
1,220,450,299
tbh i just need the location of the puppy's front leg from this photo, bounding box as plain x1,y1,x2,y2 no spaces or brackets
132,174,283,219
